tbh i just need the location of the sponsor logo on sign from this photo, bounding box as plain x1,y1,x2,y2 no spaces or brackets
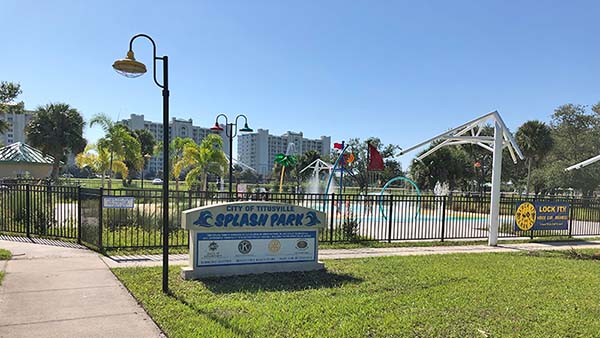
268,239,281,253
296,240,308,250
238,240,252,254
208,241,219,251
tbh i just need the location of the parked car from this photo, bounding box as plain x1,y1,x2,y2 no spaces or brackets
152,178,163,185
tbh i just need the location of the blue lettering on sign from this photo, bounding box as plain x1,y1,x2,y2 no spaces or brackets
193,210,320,228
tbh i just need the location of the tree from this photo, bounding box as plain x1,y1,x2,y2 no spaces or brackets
294,150,322,183
545,104,600,196
239,168,260,183
170,137,196,191
0,81,25,135
75,143,128,187
408,144,470,191
459,125,495,193
515,120,553,194
181,134,227,190
90,113,142,189
121,127,156,185
340,138,399,193
26,103,86,178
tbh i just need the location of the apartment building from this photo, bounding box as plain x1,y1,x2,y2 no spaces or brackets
238,129,330,176
118,114,228,175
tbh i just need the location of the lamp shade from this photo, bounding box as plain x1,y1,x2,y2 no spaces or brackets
112,50,147,78
210,122,224,131
239,122,253,133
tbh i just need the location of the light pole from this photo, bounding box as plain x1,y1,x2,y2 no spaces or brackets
141,153,152,189
210,114,252,199
112,33,170,294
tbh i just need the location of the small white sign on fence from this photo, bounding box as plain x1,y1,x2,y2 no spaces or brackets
102,196,135,209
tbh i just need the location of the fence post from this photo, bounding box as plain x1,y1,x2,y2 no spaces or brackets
188,190,192,209
77,186,82,244
329,193,335,243
387,195,394,243
440,196,447,242
98,188,103,251
26,184,31,238
568,198,574,238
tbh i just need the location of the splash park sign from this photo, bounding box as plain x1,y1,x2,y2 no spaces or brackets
181,201,326,279
514,201,570,231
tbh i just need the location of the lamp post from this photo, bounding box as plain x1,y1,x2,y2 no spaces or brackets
210,114,253,199
141,153,152,189
112,33,170,294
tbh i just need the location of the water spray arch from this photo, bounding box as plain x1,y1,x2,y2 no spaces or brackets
379,176,421,220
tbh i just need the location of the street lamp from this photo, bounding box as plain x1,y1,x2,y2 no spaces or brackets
210,114,252,199
141,153,152,189
113,33,170,294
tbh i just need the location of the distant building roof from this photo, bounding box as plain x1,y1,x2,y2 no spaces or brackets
0,142,54,164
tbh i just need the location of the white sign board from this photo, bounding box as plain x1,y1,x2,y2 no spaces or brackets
181,201,326,279
102,196,135,209
197,231,316,267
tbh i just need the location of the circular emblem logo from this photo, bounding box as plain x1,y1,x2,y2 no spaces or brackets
238,240,252,254
208,241,219,251
296,240,308,250
268,239,281,253
515,202,536,231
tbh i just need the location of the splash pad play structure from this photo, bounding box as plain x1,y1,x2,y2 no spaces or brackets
291,111,523,243
299,158,333,194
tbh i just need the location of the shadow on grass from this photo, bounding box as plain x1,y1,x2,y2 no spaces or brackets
167,290,249,337
513,247,600,261
197,269,363,294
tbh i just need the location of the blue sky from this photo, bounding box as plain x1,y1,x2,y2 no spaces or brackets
2,1,599,168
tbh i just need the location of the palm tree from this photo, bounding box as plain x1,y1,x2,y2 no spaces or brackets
26,103,86,178
121,127,156,185
90,113,142,189
75,144,128,188
170,137,195,191
516,120,553,194
181,134,227,191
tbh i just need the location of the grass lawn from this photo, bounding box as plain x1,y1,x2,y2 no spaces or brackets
113,250,600,338
0,248,11,285
0,248,11,260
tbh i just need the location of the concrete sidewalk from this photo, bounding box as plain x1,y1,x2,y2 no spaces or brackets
102,240,600,268
0,238,163,338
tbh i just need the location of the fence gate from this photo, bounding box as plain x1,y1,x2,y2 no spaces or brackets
80,187,103,250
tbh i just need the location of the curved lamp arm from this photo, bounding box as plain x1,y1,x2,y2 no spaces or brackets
214,113,229,136
129,33,164,89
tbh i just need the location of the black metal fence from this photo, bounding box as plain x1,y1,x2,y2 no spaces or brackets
2,183,600,251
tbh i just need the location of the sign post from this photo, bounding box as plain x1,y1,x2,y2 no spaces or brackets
181,201,326,279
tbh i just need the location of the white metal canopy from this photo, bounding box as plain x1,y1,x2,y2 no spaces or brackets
299,158,333,176
399,111,524,246
399,111,524,162
565,154,600,171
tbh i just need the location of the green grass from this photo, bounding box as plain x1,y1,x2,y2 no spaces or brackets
113,250,600,338
0,248,11,285
0,248,12,260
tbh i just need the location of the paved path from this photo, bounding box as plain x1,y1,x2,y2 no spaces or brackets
102,240,600,268
0,238,163,338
